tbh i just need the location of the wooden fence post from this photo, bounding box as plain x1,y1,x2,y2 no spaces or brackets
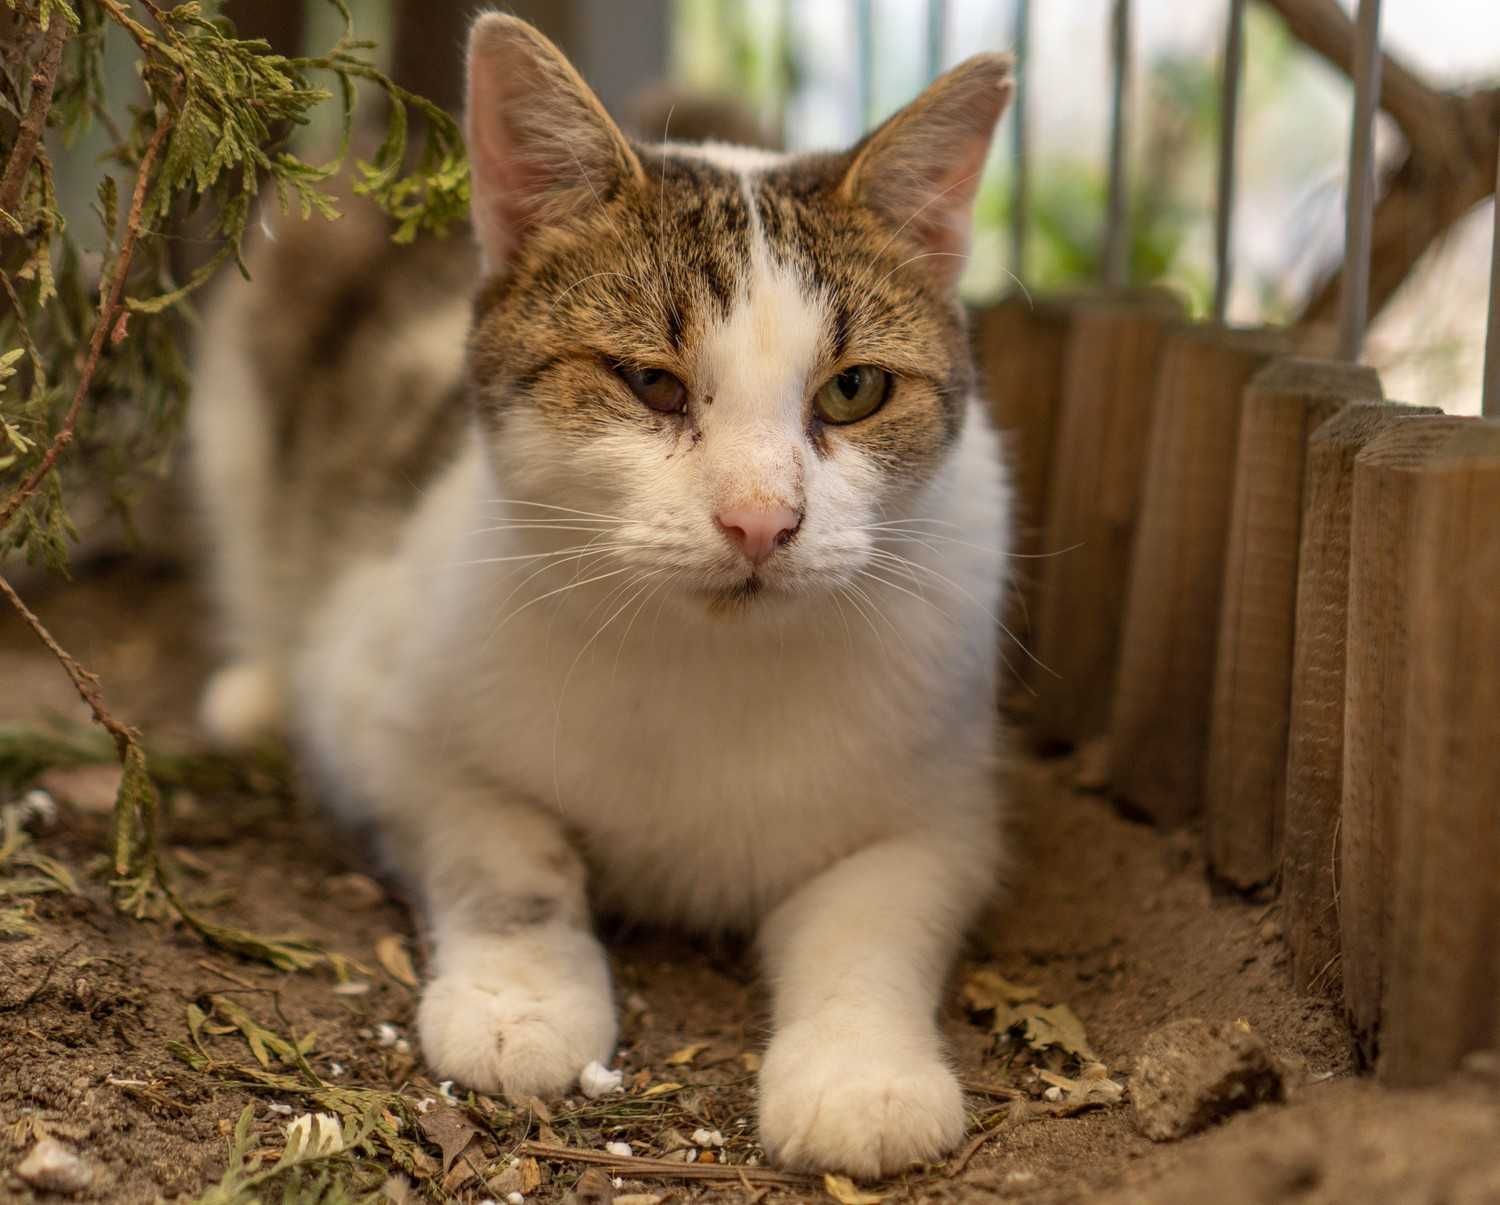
1032,292,1184,748
1379,422,1500,1085
1341,414,1475,1059
1282,403,1439,995
1204,361,1382,889
1108,329,1288,824
974,296,1074,636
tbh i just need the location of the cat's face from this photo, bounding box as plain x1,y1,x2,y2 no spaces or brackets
464,15,1010,611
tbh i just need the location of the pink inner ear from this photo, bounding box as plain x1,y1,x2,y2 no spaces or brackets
915,152,990,263
466,41,542,272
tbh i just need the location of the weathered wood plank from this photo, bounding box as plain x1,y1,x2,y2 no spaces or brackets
1204,360,1381,888
1108,329,1288,825
1032,292,1184,748
1342,414,1475,1059
1281,402,1438,995
1380,422,1500,1085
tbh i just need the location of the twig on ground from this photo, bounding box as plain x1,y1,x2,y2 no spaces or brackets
517,1141,814,1188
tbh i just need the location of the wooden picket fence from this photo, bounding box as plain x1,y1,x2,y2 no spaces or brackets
974,0,1500,1089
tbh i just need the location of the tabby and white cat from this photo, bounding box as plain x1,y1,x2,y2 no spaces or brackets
191,14,1013,1178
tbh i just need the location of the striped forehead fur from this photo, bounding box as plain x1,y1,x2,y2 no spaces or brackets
467,140,971,480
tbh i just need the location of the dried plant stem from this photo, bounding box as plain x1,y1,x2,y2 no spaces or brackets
0,90,178,533
0,18,69,225
0,72,180,908
0,571,136,756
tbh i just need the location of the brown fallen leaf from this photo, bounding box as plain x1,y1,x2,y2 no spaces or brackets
962,968,1097,1062
641,1081,683,1098
666,1041,711,1066
439,1135,484,1193
564,1167,616,1205
1037,1067,1125,1105
417,1106,481,1176
325,872,386,909
374,934,419,988
824,1173,885,1204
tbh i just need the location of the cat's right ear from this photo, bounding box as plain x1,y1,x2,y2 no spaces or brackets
466,13,645,273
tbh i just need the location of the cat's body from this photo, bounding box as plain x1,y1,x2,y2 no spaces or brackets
192,15,1013,1178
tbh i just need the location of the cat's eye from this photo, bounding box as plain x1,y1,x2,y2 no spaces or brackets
617,364,688,414
814,365,891,425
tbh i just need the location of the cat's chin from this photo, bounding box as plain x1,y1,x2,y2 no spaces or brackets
699,574,773,617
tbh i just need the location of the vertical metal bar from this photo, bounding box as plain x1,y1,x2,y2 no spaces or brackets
1485,147,1500,417
1010,0,1031,282
1103,0,1132,289
926,0,947,80
855,0,874,128
1339,0,1383,363
1213,0,1246,323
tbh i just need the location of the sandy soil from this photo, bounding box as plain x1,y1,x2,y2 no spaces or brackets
3,557,1498,1204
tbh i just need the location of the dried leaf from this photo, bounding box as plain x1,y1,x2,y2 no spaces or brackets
1037,1067,1124,1105
374,933,419,988
641,1081,683,1098
963,969,1096,1062
417,1106,480,1175
666,1041,710,1066
824,1173,885,1204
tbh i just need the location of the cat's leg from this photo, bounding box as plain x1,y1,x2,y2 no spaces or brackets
397,797,617,1100
756,830,994,1178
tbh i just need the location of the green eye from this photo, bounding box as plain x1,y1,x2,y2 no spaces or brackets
814,365,891,424
617,364,688,414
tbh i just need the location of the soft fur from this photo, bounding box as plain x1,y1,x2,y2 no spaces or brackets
191,14,1013,1179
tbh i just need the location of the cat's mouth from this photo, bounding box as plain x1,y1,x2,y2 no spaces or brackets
702,574,766,615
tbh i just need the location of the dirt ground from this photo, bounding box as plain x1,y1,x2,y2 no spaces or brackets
3,556,1500,1204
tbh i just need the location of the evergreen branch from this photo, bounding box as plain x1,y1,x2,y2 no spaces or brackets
0,17,69,227
0,84,178,533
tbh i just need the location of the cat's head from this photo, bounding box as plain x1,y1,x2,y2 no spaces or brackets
464,14,1010,612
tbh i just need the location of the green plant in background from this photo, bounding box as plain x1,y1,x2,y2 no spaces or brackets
0,0,465,954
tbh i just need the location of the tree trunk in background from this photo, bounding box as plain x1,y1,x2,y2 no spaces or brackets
220,0,304,56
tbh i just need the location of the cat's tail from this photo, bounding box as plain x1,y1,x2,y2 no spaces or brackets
189,192,474,746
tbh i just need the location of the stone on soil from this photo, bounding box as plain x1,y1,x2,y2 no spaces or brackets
1132,1018,1286,1141
16,1138,96,1195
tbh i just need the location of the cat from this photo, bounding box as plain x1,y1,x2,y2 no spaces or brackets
190,13,1013,1179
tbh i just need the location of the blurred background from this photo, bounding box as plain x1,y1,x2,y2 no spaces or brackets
51,0,1500,414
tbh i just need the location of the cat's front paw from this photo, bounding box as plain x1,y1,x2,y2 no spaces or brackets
416,966,616,1100
758,1026,966,1179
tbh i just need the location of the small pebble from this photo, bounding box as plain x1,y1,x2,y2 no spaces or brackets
580,1061,624,1099
16,1137,95,1195
1043,1085,1063,1102
604,1141,633,1158
375,1023,401,1047
18,788,58,831
506,1194,525,1205
690,1128,724,1148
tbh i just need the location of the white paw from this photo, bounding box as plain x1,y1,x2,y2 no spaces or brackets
416,963,616,1101
200,660,283,747
758,1025,966,1179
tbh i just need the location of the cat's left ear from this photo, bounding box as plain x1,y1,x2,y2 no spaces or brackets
466,13,645,273
840,54,1013,287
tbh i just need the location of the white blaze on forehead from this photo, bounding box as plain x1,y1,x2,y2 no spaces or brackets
693,169,827,512
700,174,826,433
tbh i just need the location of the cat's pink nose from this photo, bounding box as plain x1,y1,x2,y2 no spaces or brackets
715,506,801,565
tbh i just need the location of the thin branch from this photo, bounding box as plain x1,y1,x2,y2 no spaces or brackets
0,87,179,534
0,570,135,753
0,18,69,225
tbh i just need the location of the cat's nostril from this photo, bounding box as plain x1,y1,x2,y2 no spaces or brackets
715,506,802,566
